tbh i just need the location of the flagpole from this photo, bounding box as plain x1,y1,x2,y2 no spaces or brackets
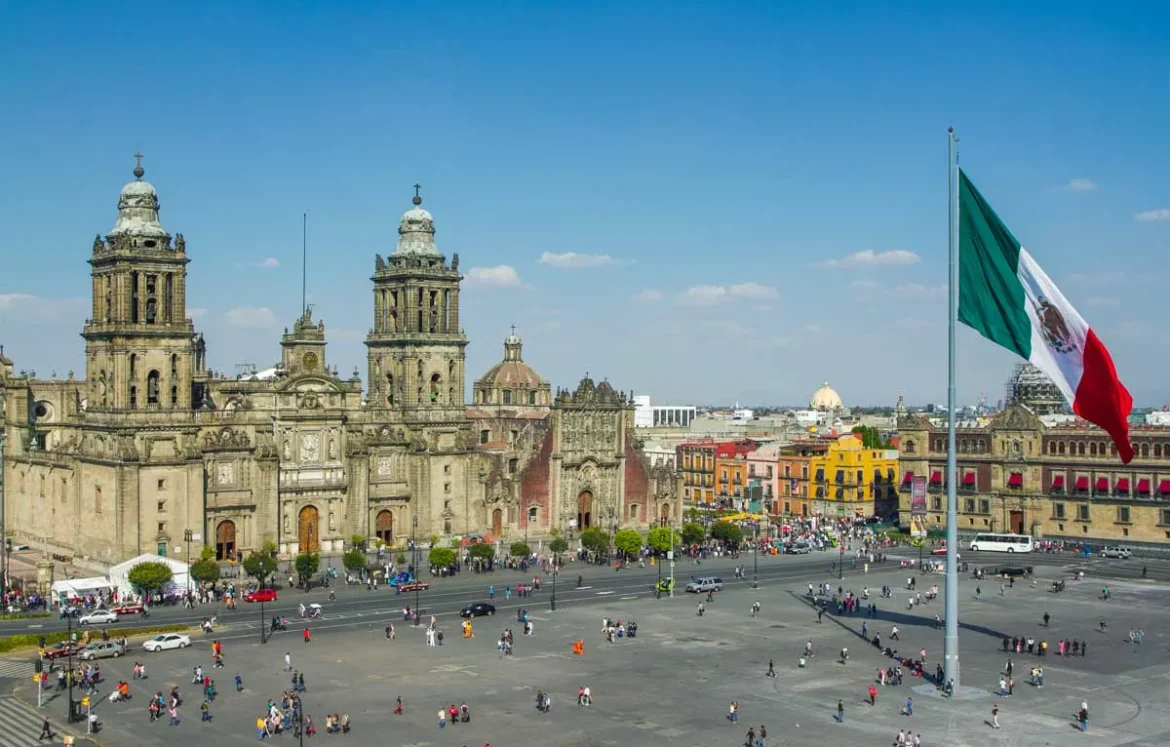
944,126,961,690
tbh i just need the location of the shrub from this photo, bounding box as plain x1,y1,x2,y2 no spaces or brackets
428,547,456,569
510,541,531,558
127,561,174,593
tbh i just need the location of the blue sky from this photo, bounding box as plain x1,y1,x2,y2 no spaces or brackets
2,2,1168,407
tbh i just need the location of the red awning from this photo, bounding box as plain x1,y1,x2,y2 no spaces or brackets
1075,476,1089,491
1116,478,1130,492
1052,475,1065,489
1137,478,1151,494
1096,477,1110,492
930,471,942,485
1160,480,1170,495
902,472,914,485
1007,472,1023,487
962,472,975,485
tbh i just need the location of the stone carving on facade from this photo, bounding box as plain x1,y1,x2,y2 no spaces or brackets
283,439,291,461
376,455,393,478
202,428,251,450
299,391,320,410
328,437,337,460
175,233,185,253
118,435,139,461
92,234,104,253
301,433,320,462
993,403,1041,432
217,462,235,485
375,254,386,271
344,430,366,457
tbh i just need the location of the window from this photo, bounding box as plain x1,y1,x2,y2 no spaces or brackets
1156,444,1164,459
1058,442,1065,455
503,389,512,405
931,496,942,512
1048,442,1056,455
95,485,102,514
529,506,538,522
479,430,490,444
979,499,990,514
529,391,537,405
1117,506,1131,524
905,440,915,454
510,430,518,444
1160,509,1170,526
629,504,638,519
157,500,166,513
158,522,167,535
157,478,166,491
1053,503,1066,520
1078,442,1085,456
1076,504,1090,522
1090,443,1098,456
444,482,451,493
508,458,518,474
964,498,975,513
1141,443,1149,458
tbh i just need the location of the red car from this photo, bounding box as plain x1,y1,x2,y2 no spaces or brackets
110,603,145,615
244,589,278,603
398,581,430,592
40,642,80,661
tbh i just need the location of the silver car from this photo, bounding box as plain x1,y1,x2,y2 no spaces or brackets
78,641,125,660
1101,546,1132,559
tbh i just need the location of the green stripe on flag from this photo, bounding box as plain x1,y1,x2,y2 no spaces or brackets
958,170,1032,360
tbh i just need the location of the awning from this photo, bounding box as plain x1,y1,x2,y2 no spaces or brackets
1137,478,1151,494
1116,478,1130,493
1007,472,1023,488
1051,475,1065,490
1095,477,1110,492
1160,480,1170,495
902,472,914,485
962,472,976,485
930,471,942,485
1075,476,1089,491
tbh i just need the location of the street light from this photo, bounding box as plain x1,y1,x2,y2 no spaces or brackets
412,516,419,625
838,538,844,581
752,522,759,588
290,693,305,747
1,428,7,592
66,612,75,723
550,551,557,611
183,529,194,600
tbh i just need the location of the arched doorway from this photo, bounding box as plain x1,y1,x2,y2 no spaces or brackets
298,505,320,553
215,520,236,560
375,510,394,545
577,491,593,529
492,508,503,537
660,502,671,525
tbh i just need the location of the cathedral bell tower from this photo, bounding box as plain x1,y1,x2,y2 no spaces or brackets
82,156,198,412
365,187,467,416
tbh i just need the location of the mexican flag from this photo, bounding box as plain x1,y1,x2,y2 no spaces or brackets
957,169,1134,463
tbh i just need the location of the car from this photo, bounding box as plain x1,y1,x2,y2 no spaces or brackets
1101,546,1132,559
459,602,496,618
787,544,812,555
399,581,430,592
78,641,125,660
989,566,1030,578
143,633,191,652
244,588,278,603
77,609,118,626
40,642,80,661
110,603,145,616
684,577,724,593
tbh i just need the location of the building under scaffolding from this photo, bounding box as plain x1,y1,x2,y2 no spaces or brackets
1005,363,1067,416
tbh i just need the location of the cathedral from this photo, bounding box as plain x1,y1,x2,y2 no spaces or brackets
0,160,679,567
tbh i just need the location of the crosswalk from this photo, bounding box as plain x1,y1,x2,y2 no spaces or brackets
0,696,51,747
0,660,36,679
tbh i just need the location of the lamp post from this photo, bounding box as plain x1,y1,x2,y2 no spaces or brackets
291,693,305,747
183,529,193,599
550,551,557,611
66,612,75,722
1,428,7,593
752,522,759,588
412,516,419,625
838,537,844,581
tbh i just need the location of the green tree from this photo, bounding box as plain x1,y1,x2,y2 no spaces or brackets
449,538,462,549
349,534,367,550
342,549,367,575
396,551,407,566
549,536,569,554
613,528,644,557
510,541,531,558
127,561,173,594
243,541,279,588
468,543,495,563
579,527,609,556
199,545,216,562
294,551,321,588
428,546,456,569
646,526,680,553
851,425,891,449
189,558,221,586
681,521,706,546
709,521,744,547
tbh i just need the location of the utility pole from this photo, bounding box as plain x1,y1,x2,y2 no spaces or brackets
412,516,419,625
0,427,7,593
550,550,557,611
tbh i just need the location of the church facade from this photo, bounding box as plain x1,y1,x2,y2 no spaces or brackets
0,162,679,567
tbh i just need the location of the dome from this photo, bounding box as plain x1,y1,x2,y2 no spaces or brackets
109,156,167,238
472,330,551,409
478,360,544,389
394,189,441,257
810,380,844,410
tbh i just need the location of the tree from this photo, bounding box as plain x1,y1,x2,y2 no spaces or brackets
579,527,609,556
349,534,367,550
510,541,531,559
549,536,569,554
396,551,407,566
189,558,221,586
449,538,462,549
199,545,216,562
468,543,495,563
709,521,744,547
428,547,456,569
294,551,321,588
127,561,173,594
647,526,680,553
613,529,643,557
852,425,891,449
681,521,706,546
342,549,367,575
243,541,279,588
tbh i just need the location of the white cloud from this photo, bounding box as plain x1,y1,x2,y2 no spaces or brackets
1135,208,1170,222
851,279,879,290
804,323,822,333
895,283,947,297
224,306,277,327
633,289,663,303
465,265,527,289
817,249,920,268
675,282,779,305
0,293,36,310
1083,297,1120,308
539,252,626,269
188,308,208,320
1062,178,1098,192
251,257,281,269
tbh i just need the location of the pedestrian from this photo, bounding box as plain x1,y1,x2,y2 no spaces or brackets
201,699,212,721
284,652,291,672
303,628,311,644
902,697,913,716
868,684,877,706
766,659,775,677
1078,701,1089,731
169,705,180,726
1043,611,1050,627
438,708,446,728
758,724,767,747
234,673,243,692
38,717,53,741
836,699,845,723
991,704,1000,729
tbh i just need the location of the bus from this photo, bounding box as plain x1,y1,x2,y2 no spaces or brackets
968,533,1034,553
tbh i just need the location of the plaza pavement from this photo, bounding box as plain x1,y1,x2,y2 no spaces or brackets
5,558,1170,746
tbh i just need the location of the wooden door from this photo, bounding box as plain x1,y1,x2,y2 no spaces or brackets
375,510,394,545
492,508,503,537
577,491,593,529
1009,510,1024,535
215,520,236,561
298,505,320,553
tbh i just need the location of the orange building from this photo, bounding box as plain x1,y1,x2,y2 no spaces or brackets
776,439,832,517
715,455,749,502
678,439,758,506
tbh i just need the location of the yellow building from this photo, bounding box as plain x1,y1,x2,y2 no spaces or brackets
809,435,900,518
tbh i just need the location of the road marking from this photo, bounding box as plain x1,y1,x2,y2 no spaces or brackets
577,586,593,590
0,660,36,679
595,591,615,596
0,695,54,747
619,596,637,601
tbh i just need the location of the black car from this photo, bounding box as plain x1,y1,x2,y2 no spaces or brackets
989,566,1030,578
459,602,496,618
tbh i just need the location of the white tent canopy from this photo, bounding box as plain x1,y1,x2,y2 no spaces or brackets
51,577,114,600
108,553,193,598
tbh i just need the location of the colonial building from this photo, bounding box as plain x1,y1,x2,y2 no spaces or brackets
897,365,1170,546
0,161,679,567
809,435,899,519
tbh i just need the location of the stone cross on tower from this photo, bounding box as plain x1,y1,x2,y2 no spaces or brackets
412,183,422,205
133,152,145,179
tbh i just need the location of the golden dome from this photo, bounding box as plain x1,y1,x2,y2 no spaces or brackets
810,380,844,410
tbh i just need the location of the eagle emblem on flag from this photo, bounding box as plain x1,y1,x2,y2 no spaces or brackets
1034,296,1078,354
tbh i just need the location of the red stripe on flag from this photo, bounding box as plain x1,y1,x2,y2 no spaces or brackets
1073,328,1134,464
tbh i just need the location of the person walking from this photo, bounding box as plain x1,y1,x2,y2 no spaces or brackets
284,652,292,672
1078,701,1089,732
766,659,775,677
836,699,845,723
38,717,53,741
868,684,877,706
438,708,446,728
902,697,913,716
303,628,311,644
235,672,243,692
201,699,212,722
990,704,1000,729
1043,611,1050,627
